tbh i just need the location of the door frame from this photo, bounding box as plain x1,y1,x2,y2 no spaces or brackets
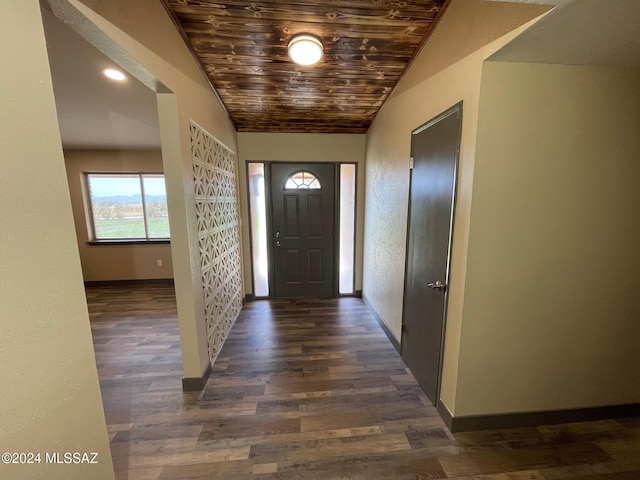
400,101,463,407
247,161,353,299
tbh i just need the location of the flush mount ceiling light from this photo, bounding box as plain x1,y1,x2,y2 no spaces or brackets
288,35,323,66
102,68,126,81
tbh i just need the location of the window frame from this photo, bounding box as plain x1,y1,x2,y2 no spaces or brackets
246,163,269,297
284,170,322,190
84,172,171,245
337,162,357,295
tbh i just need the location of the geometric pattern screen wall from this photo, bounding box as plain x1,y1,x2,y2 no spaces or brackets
190,121,243,364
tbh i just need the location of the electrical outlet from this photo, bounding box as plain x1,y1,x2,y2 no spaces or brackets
156,259,163,267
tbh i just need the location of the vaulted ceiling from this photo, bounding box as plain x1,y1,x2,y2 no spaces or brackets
161,0,449,133
44,0,640,149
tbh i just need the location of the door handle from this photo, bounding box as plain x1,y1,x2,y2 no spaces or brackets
275,240,282,247
426,280,446,292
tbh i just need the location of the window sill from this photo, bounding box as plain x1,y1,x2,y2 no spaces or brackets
87,239,170,246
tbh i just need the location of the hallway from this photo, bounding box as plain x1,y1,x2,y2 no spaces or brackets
88,284,640,479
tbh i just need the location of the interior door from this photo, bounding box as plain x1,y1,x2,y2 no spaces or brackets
270,163,335,298
402,103,462,406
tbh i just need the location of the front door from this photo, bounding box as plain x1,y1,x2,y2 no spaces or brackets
270,163,335,298
402,103,462,406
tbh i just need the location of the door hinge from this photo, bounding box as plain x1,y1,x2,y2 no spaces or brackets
409,157,414,170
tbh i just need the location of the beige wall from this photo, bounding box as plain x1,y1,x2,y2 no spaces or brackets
0,2,113,478
363,0,550,413
237,132,366,294
53,0,240,379
456,62,640,416
65,149,174,281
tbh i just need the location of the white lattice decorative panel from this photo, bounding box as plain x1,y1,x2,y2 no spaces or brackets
190,122,243,364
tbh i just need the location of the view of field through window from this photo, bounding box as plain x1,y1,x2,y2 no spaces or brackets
87,173,170,240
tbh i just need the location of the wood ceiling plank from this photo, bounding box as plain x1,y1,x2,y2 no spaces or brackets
170,2,441,25
202,62,407,74
214,86,388,96
180,21,431,39
171,0,439,9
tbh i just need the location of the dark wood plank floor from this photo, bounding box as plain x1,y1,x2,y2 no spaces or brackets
87,284,640,480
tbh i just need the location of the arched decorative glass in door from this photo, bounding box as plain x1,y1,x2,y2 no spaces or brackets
284,171,321,189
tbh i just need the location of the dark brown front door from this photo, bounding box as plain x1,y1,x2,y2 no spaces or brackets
402,103,462,406
270,163,335,298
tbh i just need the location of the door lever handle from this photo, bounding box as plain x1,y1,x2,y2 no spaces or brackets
275,240,282,247
426,280,446,292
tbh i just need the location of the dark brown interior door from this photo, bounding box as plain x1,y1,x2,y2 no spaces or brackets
270,163,335,298
402,103,462,406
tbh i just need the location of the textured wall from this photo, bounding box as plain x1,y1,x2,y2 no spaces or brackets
363,0,550,413
191,123,243,364
456,62,640,415
65,149,174,281
0,2,113,478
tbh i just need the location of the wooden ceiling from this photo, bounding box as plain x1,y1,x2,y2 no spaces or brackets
162,0,449,133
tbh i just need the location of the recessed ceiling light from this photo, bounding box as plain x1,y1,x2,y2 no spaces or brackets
288,35,323,66
102,68,126,81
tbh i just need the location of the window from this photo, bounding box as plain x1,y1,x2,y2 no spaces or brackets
339,164,356,294
285,171,321,189
86,173,170,241
247,163,269,296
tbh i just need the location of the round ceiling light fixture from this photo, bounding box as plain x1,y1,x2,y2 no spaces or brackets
102,67,126,81
288,35,323,66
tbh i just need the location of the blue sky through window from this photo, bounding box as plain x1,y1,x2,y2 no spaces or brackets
89,175,166,198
